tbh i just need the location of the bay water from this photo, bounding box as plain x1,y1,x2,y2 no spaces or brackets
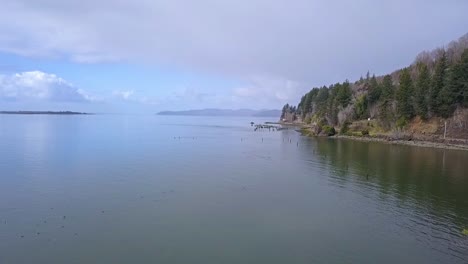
0,114,467,263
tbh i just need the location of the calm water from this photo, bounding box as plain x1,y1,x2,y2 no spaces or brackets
0,114,467,263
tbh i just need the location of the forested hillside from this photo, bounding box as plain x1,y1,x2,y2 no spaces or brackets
281,34,468,140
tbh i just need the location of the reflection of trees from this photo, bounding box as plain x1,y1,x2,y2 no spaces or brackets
304,137,468,226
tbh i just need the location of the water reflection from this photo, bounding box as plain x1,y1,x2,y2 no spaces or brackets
304,137,468,261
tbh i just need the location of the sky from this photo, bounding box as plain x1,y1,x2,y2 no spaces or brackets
0,0,467,113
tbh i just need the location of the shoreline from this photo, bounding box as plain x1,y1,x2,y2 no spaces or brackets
281,122,468,151
332,135,468,151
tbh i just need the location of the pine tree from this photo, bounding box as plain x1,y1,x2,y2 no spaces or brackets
354,95,368,119
429,51,447,116
447,49,468,107
414,63,430,119
302,92,313,116
437,74,455,118
379,75,394,127
367,74,381,104
380,75,394,101
281,104,290,119
336,81,352,108
297,95,306,116
397,68,415,119
316,87,329,116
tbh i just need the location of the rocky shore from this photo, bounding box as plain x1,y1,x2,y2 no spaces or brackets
287,122,468,151
332,135,468,151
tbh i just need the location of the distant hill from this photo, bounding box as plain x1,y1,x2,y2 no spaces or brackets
157,108,281,117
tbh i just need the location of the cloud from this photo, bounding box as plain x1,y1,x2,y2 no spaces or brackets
231,76,307,108
1,0,467,88
0,71,93,102
113,90,134,100
173,87,214,103
112,89,163,106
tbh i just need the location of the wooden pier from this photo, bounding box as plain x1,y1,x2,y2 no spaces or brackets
253,124,287,131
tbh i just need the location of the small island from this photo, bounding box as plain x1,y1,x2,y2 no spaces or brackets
0,111,92,115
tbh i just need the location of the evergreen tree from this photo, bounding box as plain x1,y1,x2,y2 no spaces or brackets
447,49,468,107
354,95,368,119
367,74,381,104
429,51,447,116
397,68,414,119
297,95,305,116
437,76,455,118
302,92,313,116
379,75,394,127
380,75,394,101
414,63,430,119
336,81,352,108
281,104,290,119
327,84,339,125
316,86,329,114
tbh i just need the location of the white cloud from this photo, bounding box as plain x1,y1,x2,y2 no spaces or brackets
112,90,134,100
112,89,163,106
173,87,214,103
0,0,467,87
0,71,93,102
232,76,307,107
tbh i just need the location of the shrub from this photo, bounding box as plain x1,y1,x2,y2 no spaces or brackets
322,125,336,136
361,129,369,136
396,116,408,129
340,122,350,134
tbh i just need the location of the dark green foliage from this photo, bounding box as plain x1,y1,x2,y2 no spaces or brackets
280,103,289,119
380,75,394,100
361,129,369,136
354,95,368,119
433,49,468,117
302,92,313,116
335,81,352,108
437,80,456,118
316,87,329,116
340,122,350,134
415,63,430,119
379,74,395,128
321,125,336,136
446,49,468,107
429,51,447,115
396,116,408,129
281,104,296,120
297,95,306,116
367,75,382,104
397,68,415,119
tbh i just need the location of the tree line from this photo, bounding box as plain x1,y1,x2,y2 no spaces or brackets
281,34,468,130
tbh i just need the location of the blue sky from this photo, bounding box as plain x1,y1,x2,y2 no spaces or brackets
0,52,245,112
1,0,468,113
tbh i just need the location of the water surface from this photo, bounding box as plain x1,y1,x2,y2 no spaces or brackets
0,115,467,263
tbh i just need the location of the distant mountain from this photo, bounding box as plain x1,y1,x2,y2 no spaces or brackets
157,108,281,117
